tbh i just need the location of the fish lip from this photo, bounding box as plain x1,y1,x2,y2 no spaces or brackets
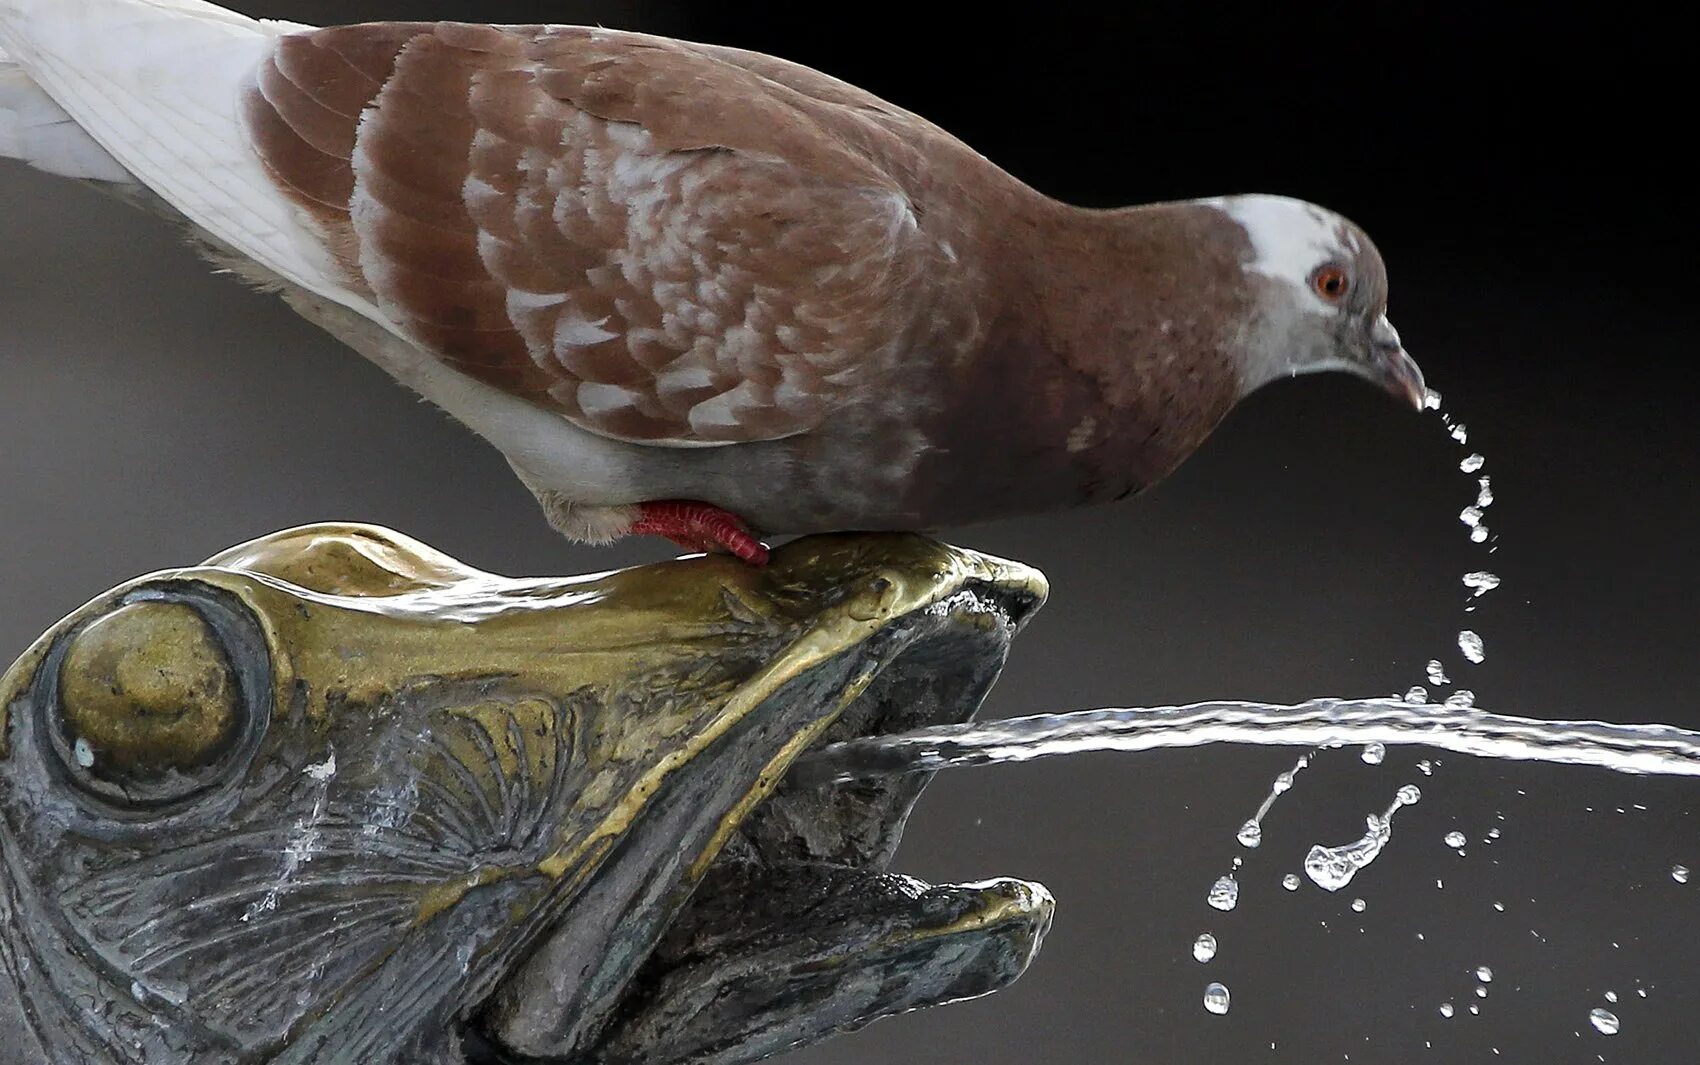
484,559,1051,1061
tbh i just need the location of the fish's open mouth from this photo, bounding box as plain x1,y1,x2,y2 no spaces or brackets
481,561,1055,1065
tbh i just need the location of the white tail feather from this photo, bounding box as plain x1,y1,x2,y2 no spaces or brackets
0,61,131,181
0,0,369,316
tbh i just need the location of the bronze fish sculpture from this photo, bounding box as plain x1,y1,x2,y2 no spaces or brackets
0,525,1052,1063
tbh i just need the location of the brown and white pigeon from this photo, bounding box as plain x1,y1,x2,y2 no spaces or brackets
0,0,1424,564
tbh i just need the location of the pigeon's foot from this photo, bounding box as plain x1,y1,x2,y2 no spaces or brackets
633,501,771,566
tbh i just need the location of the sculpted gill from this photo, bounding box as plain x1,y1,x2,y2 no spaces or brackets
0,524,1053,1064
0,6,1425,560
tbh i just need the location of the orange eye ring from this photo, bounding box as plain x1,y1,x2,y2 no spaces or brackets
1311,264,1350,302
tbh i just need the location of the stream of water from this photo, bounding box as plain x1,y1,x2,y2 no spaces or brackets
791,698,1700,787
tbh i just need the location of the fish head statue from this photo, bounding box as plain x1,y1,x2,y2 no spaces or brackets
0,525,1052,1064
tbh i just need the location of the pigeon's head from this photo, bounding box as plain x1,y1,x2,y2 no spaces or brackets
1212,194,1425,409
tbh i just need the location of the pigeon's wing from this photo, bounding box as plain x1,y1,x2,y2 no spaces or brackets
246,22,948,446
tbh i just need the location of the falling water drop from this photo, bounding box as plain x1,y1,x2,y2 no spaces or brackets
1460,506,1484,528
1605,990,1618,1003
1445,690,1477,709
1424,388,1443,410
1463,572,1501,596
1673,864,1691,884
1204,983,1231,1015
1193,933,1218,963
1237,819,1263,848
1477,477,1494,507
1362,742,1387,765
1470,526,1490,543
1405,685,1430,704
1439,1003,1455,1018
1477,966,1494,983
1458,631,1486,664
1451,423,1469,443
1351,898,1367,913
1208,875,1240,912
1426,660,1450,686
1461,453,1485,473
1589,1008,1620,1035
1304,787,1419,892
1282,873,1301,891
1445,831,1468,849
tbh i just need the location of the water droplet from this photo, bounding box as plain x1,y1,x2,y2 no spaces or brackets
1463,571,1501,596
1493,901,1505,912
1445,690,1477,709
1476,986,1489,999
1305,812,1394,892
1439,1003,1455,1018
1397,784,1423,805
1446,831,1468,849
1424,388,1443,410
1193,933,1218,963
1351,898,1367,912
1451,423,1469,443
1208,875,1239,912
1461,453,1485,473
1237,819,1263,848
1668,863,1692,884
1426,660,1450,685
1589,1008,1620,1035
1417,759,1434,776
1477,477,1494,507
1460,506,1484,528
1469,1004,1480,1015
1282,873,1301,891
1458,630,1486,664
1470,526,1490,543
1362,742,1387,765
1204,982,1231,1015
1404,685,1429,704
1476,966,1494,982
1605,990,1618,1003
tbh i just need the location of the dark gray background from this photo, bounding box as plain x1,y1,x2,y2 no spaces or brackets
1,5,1692,1062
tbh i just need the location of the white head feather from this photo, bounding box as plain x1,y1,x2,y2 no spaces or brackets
1210,194,1361,311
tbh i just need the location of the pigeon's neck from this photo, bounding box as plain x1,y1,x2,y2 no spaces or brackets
982,196,1254,487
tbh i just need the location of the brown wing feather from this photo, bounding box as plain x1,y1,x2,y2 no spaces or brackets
245,22,944,445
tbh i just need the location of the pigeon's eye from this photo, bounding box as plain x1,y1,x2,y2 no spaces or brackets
43,587,271,811
1311,264,1351,303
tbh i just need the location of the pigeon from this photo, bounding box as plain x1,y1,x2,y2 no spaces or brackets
0,0,1425,565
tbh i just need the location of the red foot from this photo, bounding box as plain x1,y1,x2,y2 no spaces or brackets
632,501,770,566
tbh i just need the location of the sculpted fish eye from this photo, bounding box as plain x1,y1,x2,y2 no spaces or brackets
46,591,265,808
1311,263,1351,303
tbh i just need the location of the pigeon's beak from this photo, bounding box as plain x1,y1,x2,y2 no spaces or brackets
1369,315,1426,411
